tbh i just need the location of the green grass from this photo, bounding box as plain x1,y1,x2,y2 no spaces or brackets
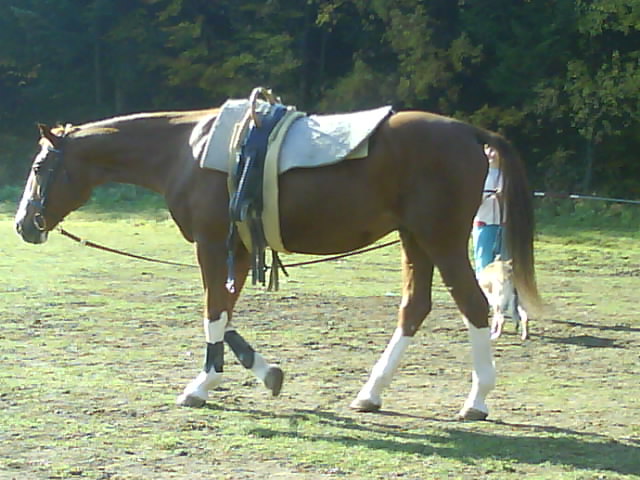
1,194,639,479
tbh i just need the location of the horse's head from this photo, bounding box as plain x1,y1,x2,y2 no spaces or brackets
15,124,92,244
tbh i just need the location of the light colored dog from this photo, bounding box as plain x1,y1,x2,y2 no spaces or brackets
477,259,529,340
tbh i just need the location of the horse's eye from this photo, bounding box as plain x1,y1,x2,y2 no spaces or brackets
33,160,46,174
33,152,51,174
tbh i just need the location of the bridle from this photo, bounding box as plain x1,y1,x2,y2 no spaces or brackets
29,138,66,232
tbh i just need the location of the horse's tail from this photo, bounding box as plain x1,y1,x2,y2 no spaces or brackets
476,128,543,315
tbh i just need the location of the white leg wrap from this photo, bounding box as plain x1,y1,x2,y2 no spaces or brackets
250,352,270,382
180,370,223,402
204,313,227,344
355,327,412,407
176,313,228,406
462,321,496,414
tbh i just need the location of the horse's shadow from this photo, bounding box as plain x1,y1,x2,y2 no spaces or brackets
206,403,639,475
542,334,623,348
551,318,640,334
538,319,639,348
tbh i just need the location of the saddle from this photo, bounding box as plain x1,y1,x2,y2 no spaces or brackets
190,87,393,293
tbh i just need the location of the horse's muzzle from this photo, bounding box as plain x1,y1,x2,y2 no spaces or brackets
15,216,49,244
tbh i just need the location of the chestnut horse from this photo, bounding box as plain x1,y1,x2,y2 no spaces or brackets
15,107,541,420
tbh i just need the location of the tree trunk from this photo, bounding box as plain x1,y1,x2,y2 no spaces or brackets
114,68,125,113
581,136,594,193
93,29,103,108
298,2,315,107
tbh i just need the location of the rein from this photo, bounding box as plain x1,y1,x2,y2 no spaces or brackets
56,226,400,270
57,227,199,269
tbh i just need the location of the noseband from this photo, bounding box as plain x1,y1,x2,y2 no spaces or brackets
29,142,65,231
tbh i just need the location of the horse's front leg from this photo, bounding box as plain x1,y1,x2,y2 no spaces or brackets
220,245,283,396
176,241,232,407
176,241,283,407
224,329,284,396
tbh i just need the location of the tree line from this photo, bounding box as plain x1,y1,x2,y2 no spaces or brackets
1,0,639,197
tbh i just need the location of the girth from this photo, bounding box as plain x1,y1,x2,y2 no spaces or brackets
225,89,288,293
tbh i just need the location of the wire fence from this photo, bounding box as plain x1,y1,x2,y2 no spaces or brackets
533,192,640,206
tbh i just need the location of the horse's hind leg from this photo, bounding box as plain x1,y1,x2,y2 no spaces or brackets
350,231,434,412
433,249,496,420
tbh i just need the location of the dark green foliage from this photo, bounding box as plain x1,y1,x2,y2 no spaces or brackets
1,0,639,198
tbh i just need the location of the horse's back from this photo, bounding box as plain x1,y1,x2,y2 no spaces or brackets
277,110,488,255
379,110,488,225
385,110,487,163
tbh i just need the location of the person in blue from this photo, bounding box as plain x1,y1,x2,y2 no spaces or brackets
472,144,504,273
472,144,528,339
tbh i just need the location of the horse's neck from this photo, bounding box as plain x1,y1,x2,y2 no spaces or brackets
72,111,207,193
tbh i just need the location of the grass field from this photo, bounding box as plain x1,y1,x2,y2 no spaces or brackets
1,195,639,479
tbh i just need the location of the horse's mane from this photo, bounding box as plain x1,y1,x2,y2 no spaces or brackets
59,109,219,138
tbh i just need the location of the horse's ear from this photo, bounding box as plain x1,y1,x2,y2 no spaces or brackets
37,123,61,147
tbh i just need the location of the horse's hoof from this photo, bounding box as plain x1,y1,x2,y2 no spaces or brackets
176,393,207,408
349,398,381,413
457,407,488,421
264,366,284,397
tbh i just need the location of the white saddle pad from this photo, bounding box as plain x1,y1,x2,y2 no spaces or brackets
191,99,392,173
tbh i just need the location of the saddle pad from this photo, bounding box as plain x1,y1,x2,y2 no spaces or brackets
195,101,393,173
193,99,271,172
278,105,392,172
